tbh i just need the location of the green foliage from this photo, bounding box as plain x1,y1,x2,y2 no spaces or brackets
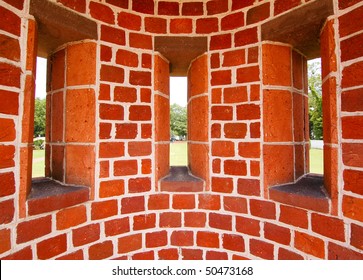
34,98,46,138
308,60,323,140
170,103,187,137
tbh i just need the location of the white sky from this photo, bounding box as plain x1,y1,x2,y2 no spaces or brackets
35,57,188,106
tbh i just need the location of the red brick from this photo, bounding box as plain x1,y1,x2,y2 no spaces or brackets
207,0,228,14
182,249,203,260
343,169,363,195
250,199,276,219
121,196,144,214
235,27,258,47
101,25,125,45
3,0,24,10
99,161,109,178
118,234,142,254
132,0,154,14
158,248,179,260
99,83,110,100
0,6,20,36
145,17,167,34
170,18,193,34
237,65,260,83
105,217,130,237
114,160,138,176
99,179,125,198
342,61,363,89
209,213,232,230
341,32,363,63
339,0,362,9
328,242,363,260
130,71,152,86
88,241,113,260
116,49,138,67
0,199,14,224
58,0,86,13
250,239,274,260
129,105,151,120
250,122,261,138
0,228,11,254
100,104,124,121
0,34,20,61
182,2,203,15
197,231,219,248
224,196,247,214
342,88,363,112
146,230,168,248
222,233,245,252
223,49,246,67
224,123,247,138
247,2,270,24
343,116,363,139
274,0,301,15
237,104,260,120
251,160,260,177
56,205,87,230
142,54,152,69
173,194,195,210
171,231,194,246
56,250,84,260
184,212,206,228
100,45,112,62
91,200,118,221
115,123,138,139
211,123,221,138
196,18,219,34
238,142,260,158
351,223,363,250
72,223,100,247
211,53,220,69
17,216,51,244
211,105,233,120
339,5,363,37
222,11,245,31
128,141,152,156
279,205,308,229
129,177,151,193
90,1,114,24
264,223,291,245
37,234,67,259
224,86,248,103
3,246,32,260
224,160,247,176
206,251,228,260
343,195,363,222
141,123,152,138
148,194,169,210
100,65,124,83
158,1,179,15
312,213,345,242
99,142,124,159
295,231,325,258
211,177,233,193
0,172,15,197
278,248,304,260
210,34,232,50
133,213,156,231
248,47,259,64
232,0,254,10
343,143,363,168
236,216,261,236
0,63,21,88
142,158,151,174
237,179,260,196
117,11,141,31
160,212,181,228
198,194,221,210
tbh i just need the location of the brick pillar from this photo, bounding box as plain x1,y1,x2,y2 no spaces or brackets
188,53,209,186
47,41,96,195
154,54,170,189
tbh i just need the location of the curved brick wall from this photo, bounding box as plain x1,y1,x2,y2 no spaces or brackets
1,0,363,260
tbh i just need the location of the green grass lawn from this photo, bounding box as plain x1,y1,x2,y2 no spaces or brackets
309,148,323,174
32,149,45,178
170,141,187,166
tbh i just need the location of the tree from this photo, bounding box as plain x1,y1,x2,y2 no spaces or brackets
34,98,46,137
170,103,187,138
308,60,323,140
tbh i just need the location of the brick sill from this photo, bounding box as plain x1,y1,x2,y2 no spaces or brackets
27,177,90,216
269,174,329,213
160,166,204,192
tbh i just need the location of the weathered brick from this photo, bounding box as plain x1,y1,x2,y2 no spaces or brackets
37,234,67,259
121,196,144,214
72,223,100,247
211,177,233,193
118,234,142,254
295,231,325,258
90,1,114,24
17,216,52,244
250,239,274,260
117,11,141,31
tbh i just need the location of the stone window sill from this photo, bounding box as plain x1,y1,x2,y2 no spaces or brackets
269,174,329,213
160,166,204,192
27,178,90,216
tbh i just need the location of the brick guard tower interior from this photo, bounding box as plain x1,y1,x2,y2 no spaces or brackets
1,0,363,260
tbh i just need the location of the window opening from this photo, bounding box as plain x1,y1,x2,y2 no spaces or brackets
308,58,323,174
32,56,47,178
170,76,187,166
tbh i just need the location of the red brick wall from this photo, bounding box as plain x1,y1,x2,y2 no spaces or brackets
0,0,363,260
